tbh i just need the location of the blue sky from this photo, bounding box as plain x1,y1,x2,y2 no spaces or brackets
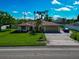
0,0,79,19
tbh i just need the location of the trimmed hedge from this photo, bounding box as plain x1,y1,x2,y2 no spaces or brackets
70,31,79,41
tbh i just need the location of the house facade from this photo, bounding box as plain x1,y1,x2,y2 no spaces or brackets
18,22,35,32
18,21,60,33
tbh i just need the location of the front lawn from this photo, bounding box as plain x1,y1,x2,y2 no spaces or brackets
70,30,79,41
0,30,46,46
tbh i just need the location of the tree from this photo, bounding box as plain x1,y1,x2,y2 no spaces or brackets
35,19,41,32
44,14,48,21
44,16,53,22
77,15,79,21
17,19,27,24
0,10,16,31
48,17,53,22
61,18,66,24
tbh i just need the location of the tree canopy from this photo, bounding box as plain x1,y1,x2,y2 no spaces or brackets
0,10,16,25
0,10,16,30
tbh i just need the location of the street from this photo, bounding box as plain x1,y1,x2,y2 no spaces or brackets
0,47,79,59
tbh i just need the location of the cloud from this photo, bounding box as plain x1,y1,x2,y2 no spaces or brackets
28,12,32,14
51,0,61,5
74,1,79,5
12,11,19,13
53,15,61,20
22,12,32,15
53,15,61,18
66,5,78,11
22,12,28,15
55,7,71,11
21,16,33,19
35,14,41,19
75,8,78,10
66,5,74,8
26,17,33,19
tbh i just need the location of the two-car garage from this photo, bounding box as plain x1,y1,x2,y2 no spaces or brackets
42,21,60,33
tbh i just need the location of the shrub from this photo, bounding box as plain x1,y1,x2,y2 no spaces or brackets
70,31,79,41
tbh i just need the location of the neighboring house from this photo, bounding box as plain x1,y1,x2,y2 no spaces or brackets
18,21,60,33
1,25,10,30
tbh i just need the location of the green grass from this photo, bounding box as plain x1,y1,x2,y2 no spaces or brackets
70,30,79,41
60,24,65,28
0,30,46,46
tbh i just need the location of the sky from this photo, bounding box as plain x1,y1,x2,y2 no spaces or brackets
0,0,79,19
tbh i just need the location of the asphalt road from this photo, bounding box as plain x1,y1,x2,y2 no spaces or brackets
0,47,79,59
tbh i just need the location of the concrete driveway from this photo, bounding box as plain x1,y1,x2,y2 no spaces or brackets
45,31,79,46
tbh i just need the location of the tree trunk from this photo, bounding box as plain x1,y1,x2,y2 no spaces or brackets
0,25,2,31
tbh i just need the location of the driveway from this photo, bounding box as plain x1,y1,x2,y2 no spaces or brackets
45,31,79,46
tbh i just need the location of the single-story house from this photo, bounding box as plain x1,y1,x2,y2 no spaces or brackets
18,21,60,33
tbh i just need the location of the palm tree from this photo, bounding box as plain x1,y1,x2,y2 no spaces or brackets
77,15,79,22
35,19,42,32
